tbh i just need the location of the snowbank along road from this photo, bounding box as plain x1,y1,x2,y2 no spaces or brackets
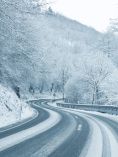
0,100,118,157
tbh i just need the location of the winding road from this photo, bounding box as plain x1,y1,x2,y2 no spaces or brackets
0,100,118,157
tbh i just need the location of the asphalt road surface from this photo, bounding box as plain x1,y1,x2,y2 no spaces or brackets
0,100,118,157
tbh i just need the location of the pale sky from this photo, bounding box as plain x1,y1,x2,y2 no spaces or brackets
51,0,118,32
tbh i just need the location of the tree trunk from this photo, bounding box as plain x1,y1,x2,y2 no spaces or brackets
92,85,96,104
92,85,99,104
92,92,95,104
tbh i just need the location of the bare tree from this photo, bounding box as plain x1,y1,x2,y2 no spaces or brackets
83,53,112,104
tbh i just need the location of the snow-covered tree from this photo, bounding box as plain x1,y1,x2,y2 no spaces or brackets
96,33,116,58
81,52,113,104
65,52,115,104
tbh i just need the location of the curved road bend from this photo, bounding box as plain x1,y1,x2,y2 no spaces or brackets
89,113,118,142
0,105,49,139
62,107,118,157
1,100,118,157
0,101,90,157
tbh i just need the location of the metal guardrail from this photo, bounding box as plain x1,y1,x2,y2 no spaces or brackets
57,103,118,115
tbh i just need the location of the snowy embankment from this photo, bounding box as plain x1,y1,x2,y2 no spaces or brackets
0,85,34,128
73,110,118,157
49,102,118,157
0,106,61,152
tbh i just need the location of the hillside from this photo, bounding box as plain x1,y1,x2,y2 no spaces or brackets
0,0,118,105
0,4,101,92
0,84,33,127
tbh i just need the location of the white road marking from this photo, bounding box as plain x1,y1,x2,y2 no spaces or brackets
60,107,118,157
60,108,103,157
75,115,78,119
77,124,82,131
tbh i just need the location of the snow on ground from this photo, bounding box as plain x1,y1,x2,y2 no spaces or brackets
0,84,34,128
48,103,103,157
0,106,61,152
50,101,118,122
76,109,118,123
48,102,118,157
78,111,118,157
59,106,118,157
79,113,103,157
95,116,118,157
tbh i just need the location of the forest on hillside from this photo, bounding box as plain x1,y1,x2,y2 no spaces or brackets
1,0,118,105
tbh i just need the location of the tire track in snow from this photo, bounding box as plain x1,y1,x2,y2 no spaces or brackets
59,107,117,157
0,106,61,152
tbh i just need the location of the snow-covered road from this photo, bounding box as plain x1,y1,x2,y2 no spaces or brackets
59,107,118,157
1,100,118,157
0,105,61,152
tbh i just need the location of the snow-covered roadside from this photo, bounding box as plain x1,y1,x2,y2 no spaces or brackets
73,109,118,123
48,102,103,157
48,102,118,157
61,108,118,157
79,109,118,156
0,104,35,129
92,110,118,121
0,107,61,152
82,112,118,157
49,101,118,123
94,117,118,157
78,111,118,157
0,85,35,128
78,113,103,157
